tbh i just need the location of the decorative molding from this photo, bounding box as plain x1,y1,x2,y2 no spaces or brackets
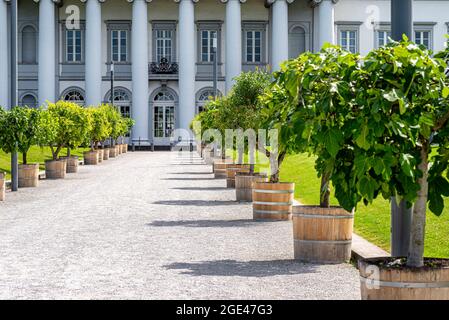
220,0,247,3
126,0,153,3
33,0,62,3
174,0,200,3
309,0,339,8
79,0,107,3
266,0,296,5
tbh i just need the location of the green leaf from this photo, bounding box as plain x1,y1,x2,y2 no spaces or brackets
355,124,371,150
443,87,449,99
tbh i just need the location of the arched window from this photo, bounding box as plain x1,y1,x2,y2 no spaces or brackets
62,88,85,105
154,91,175,102
21,94,38,109
196,88,221,113
22,25,37,64
106,88,132,118
112,88,131,103
289,25,306,59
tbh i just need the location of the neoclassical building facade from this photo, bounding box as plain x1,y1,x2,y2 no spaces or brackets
0,0,448,146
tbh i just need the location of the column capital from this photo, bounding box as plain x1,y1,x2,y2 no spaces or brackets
220,0,246,4
174,0,199,3
79,0,106,3
266,0,296,5
309,0,339,8
32,0,61,3
126,0,153,3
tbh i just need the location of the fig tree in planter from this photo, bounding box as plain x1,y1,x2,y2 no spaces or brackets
85,106,111,165
0,106,42,187
276,46,361,263
336,40,449,299
40,101,89,179
104,105,122,158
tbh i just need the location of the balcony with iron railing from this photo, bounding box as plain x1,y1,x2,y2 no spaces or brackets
149,58,179,80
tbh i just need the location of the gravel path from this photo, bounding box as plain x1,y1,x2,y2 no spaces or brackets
0,151,360,299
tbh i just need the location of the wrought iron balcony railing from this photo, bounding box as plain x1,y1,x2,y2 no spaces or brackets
149,58,178,75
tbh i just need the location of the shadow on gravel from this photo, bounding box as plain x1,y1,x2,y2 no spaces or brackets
153,200,240,206
171,187,228,191
164,260,317,277
169,172,212,175
162,177,217,181
147,219,276,228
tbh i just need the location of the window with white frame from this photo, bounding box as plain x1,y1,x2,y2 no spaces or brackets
156,30,173,62
66,29,82,62
201,30,217,63
414,30,431,49
339,29,358,53
245,30,262,63
111,30,128,62
376,30,391,48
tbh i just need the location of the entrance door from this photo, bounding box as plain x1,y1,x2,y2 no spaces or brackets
153,104,175,146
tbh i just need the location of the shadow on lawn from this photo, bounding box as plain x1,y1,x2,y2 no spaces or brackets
164,259,317,277
147,219,277,228
153,200,240,206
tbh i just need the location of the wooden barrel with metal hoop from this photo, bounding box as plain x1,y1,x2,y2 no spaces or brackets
103,148,110,160
45,159,67,180
252,182,295,220
83,150,99,165
18,163,40,187
97,150,104,163
225,165,250,188
213,158,233,179
292,205,354,263
0,172,5,201
359,257,449,300
235,173,268,202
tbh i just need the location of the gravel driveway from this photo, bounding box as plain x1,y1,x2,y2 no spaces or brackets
0,151,360,299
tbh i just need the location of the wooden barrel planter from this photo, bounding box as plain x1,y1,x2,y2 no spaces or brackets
0,172,5,201
103,148,110,160
18,163,40,187
292,205,354,264
226,165,250,188
97,149,104,163
109,147,117,158
359,257,449,300
235,173,268,202
252,182,295,221
213,159,233,179
116,145,122,155
59,156,79,174
122,144,128,153
83,150,99,165
45,159,67,180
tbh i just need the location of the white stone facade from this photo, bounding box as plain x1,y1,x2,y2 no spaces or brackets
1,0,448,146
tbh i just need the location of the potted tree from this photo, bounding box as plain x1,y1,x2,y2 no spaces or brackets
274,46,361,263
60,103,90,172
38,105,65,179
105,105,121,158
227,70,271,198
335,40,449,299
251,73,301,220
85,106,111,165
0,106,42,188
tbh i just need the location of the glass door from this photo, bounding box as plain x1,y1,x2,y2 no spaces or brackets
153,105,175,146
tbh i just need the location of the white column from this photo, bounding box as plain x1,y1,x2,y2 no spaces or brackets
270,0,291,71
0,0,8,108
84,0,103,106
223,0,243,93
131,0,150,143
316,0,337,49
176,0,196,135
36,0,57,106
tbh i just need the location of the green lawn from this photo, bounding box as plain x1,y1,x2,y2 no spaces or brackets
278,153,449,259
0,146,90,180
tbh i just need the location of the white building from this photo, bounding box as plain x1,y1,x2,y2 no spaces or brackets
0,0,448,147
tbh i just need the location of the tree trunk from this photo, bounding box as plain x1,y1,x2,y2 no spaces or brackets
67,147,71,158
237,148,244,164
320,174,331,208
407,143,428,268
54,146,62,160
249,144,255,174
270,151,286,183
22,152,27,165
50,146,56,161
